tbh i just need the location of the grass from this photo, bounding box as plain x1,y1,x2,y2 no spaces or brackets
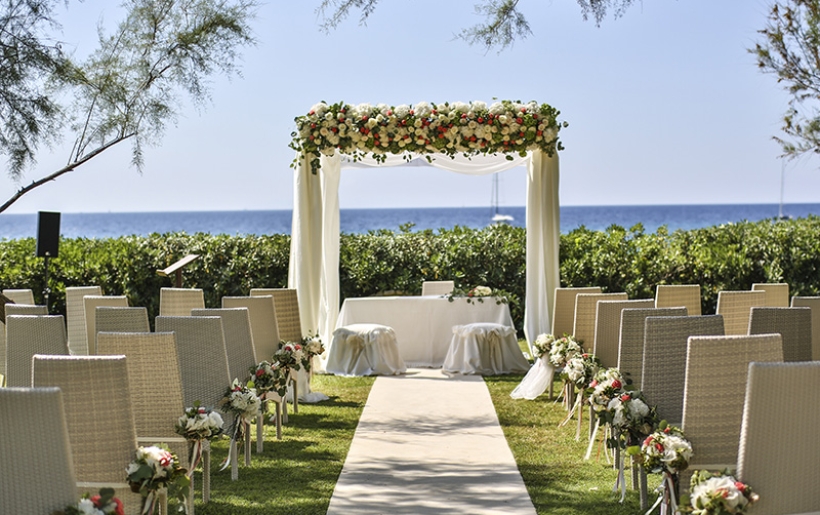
192,374,375,515
485,373,661,515
185,367,658,515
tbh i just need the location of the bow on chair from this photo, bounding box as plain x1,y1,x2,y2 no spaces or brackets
485,328,504,373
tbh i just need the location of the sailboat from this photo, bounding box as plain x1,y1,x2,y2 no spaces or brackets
491,173,514,223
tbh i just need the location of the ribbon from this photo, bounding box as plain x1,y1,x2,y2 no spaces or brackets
219,414,245,472
141,490,156,515
645,472,679,515
584,418,601,461
611,430,627,503
187,439,203,477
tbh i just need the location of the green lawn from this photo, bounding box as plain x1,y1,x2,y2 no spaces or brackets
185,371,657,515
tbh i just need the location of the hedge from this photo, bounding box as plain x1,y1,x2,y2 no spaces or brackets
2,216,819,333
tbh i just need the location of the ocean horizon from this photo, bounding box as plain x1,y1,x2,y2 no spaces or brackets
1,203,818,240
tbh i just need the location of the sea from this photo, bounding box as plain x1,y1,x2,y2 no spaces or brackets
0,204,819,240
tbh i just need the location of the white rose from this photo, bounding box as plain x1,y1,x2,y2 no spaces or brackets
126,461,141,476
78,498,100,515
394,104,410,118
472,100,487,111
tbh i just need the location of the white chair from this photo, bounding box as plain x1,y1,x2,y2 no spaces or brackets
159,287,205,317
791,296,820,360
2,288,35,305
5,315,68,387
442,323,529,375
655,284,701,315
751,282,790,307
421,280,455,296
715,290,766,335
65,286,103,356
83,295,129,355
327,324,406,376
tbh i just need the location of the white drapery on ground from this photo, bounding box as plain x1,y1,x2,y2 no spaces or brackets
288,150,560,352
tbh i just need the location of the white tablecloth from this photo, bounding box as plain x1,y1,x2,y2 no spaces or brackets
335,296,515,367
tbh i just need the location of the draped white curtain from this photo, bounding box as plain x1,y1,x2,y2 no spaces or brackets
288,150,560,352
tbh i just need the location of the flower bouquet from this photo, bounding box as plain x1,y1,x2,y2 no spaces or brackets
640,423,694,514
300,334,325,373
532,333,556,360
174,403,224,474
125,445,189,515
274,341,304,375
584,367,626,460
688,470,758,515
559,352,601,440
55,488,124,515
547,335,583,408
218,380,261,476
249,360,289,399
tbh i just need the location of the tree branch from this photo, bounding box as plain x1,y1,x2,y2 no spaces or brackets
0,133,135,214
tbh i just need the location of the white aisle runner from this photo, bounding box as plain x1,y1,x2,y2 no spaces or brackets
327,368,537,514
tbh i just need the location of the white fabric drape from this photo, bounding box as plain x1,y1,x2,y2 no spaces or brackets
288,150,560,350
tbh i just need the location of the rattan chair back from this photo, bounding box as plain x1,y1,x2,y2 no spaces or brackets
65,286,103,356
737,361,820,515
31,355,139,510
0,387,78,514
83,296,129,355
573,292,628,350
551,287,601,338
618,307,688,388
421,280,455,296
751,282,790,307
790,296,820,360
715,290,766,335
192,308,256,383
593,299,654,368
654,284,702,315
95,306,150,335
222,296,280,363
159,287,205,317
5,304,47,316
253,288,303,343
5,314,68,387
682,334,783,472
748,306,813,362
97,331,188,464
642,315,724,425
155,316,231,408
2,288,35,304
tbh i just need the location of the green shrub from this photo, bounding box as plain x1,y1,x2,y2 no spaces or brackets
2,216,820,332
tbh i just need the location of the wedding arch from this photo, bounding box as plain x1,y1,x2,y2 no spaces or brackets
287,100,566,350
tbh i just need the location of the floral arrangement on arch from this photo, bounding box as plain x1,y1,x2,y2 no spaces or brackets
446,285,514,306
125,445,189,515
55,488,124,515
688,470,758,515
290,100,567,174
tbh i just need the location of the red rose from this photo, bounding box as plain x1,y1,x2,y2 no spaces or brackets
308,110,315,115
643,436,653,447
256,369,264,377
516,117,523,124
310,123,316,129
520,107,527,113
536,130,543,137
611,380,622,389
409,109,414,115
533,114,538,119
478,117,484,123
735,482,747,492
663,427,671,434
295,344,302,351
159,453,172,467
590,380,598,388
198,407,206,414
655,443,663,452
620,394,631,401
582,353,589,358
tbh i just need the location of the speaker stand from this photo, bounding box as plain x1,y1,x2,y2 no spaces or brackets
42,254,51,313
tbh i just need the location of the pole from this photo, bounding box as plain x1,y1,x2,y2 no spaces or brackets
43,254,51,313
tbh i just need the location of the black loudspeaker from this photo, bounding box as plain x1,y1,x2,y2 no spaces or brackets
36,211,61,258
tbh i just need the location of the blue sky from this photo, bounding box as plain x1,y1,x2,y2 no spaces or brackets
0,0,816,214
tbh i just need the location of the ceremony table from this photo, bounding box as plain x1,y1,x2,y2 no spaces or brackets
335,295,515,367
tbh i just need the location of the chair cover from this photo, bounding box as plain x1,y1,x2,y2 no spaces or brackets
327,324,406,376
443,323,529,376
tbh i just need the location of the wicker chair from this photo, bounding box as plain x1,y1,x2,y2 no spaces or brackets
593,299,654,369
751,282,790,307
573,292,628,350
83,296,129,355
222,296,280,363
715,290,766,336
2,288,35,304
790,296,820,360
641,315,724,425
253,288,303,343
421,280,455,296
551,287,602,338
31,355,141,513
159,287,205,317
65,286,103,356
1,304,48,384
95,306,150,334
654,284,702,315
154,316,249,480
0,387,78,514
97,332,193,512
737,362,820,515
5,314,68,387
191,308,257,383
748,306,813,362
618,308,687,389
680,334,783,491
